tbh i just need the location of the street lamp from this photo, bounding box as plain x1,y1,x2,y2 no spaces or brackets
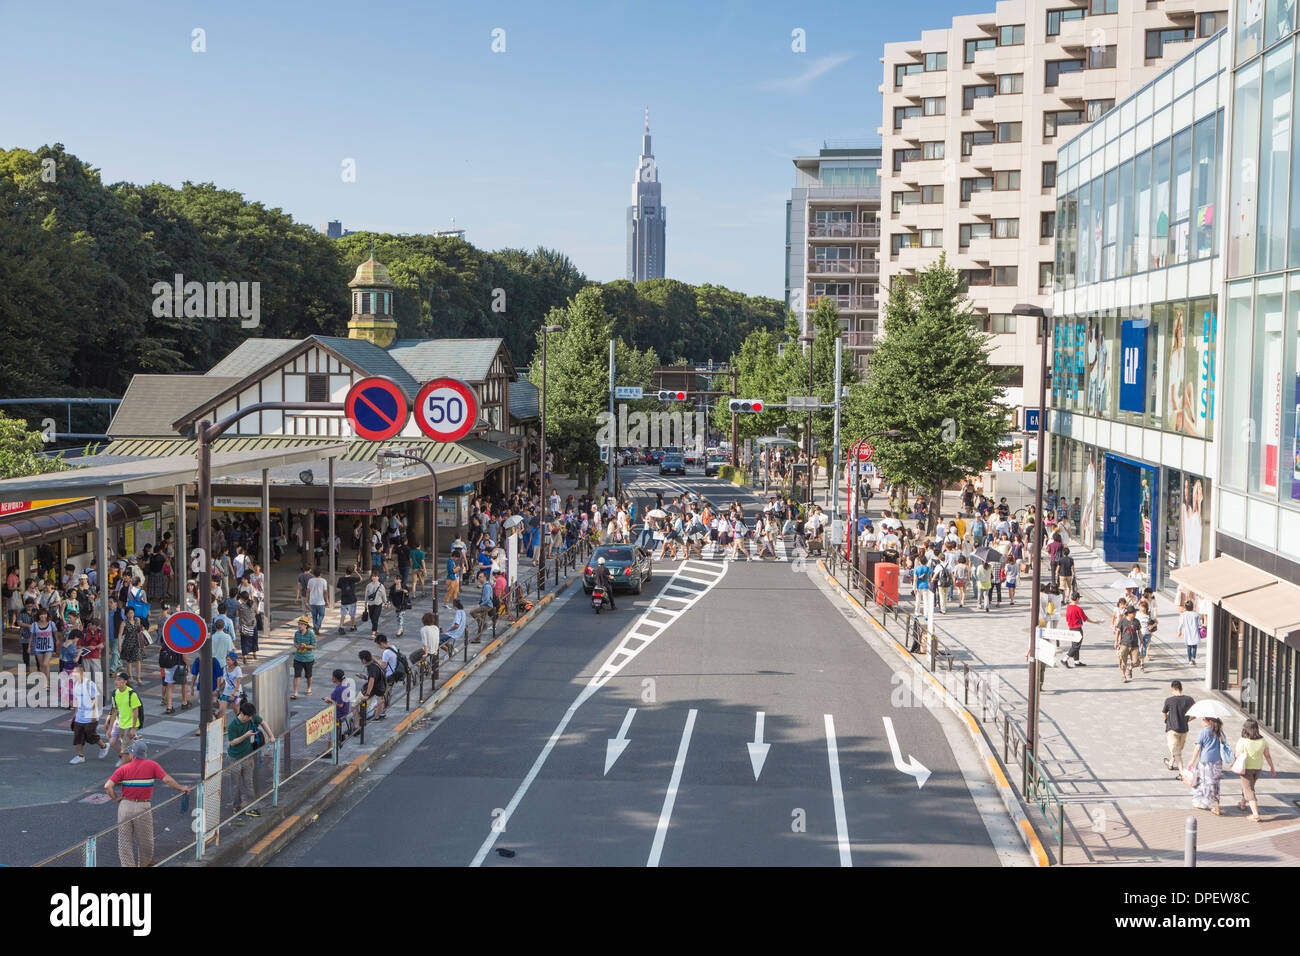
1012,301,1052,794
379,448,439,629
539,324,563,522
848,429,902,577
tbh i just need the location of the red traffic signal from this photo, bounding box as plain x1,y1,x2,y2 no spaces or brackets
729,399,764,413
656,390,688,401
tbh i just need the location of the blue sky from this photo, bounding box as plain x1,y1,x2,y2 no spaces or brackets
1,0,972,300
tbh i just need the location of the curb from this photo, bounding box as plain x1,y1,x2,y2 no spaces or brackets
204,577,576,866
816,561,1050,868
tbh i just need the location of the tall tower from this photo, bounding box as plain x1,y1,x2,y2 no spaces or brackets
347,250,398,348
626,108,666,281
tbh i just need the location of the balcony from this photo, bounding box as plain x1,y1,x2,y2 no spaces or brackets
806,258,881,277
900,113,948,140
1163,0,1197,19
964,190,995,216
1055,18,1087,51
964,237,993,262
843,329,877,350
972,47,999,77
969,96,997,123
1053,70,1086,102
809,294,879,312
808,221,881,240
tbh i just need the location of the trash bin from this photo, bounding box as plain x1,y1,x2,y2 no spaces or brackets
874,561,899,606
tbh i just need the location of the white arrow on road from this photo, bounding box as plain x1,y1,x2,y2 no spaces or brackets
747,711,770,780
882,716,932,789
604,708,637,775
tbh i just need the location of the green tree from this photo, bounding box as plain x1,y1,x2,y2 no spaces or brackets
0,413,69,480
848,256,1010,534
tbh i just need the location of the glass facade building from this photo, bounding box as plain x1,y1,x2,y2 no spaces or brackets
1049,34,1227,597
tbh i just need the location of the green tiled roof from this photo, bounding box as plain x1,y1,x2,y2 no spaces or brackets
386,339,512,384
509,380,540,422
207,339,301,378
103,435,511,467
108,375,243,438
313,336,422,400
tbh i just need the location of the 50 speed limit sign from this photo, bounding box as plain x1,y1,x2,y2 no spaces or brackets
414,378,477,442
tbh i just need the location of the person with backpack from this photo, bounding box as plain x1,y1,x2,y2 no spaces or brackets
1056,547,1076,596
932,558,952,614
106,672,144,765
157,640,188,714
364,572,387,637
374,635,409,700
388,576,411,637
227,700,275,817
357,649,388,721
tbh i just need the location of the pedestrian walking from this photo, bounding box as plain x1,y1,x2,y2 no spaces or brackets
1232,719,1277,821
104,740,191,867
1115,606,1142,682
1062,592,1091,666
227,699,274,817
1178,600,1202,663
1185,716,1229,814
291,616,316,699
974,560,993,612
69,666,110,763
306,567,330,633
106,672,143,763
1161,680,1195,772
364,572,387,636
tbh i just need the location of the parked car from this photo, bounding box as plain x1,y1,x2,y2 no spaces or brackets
583,545,654,594
659,454,686,476
704,454,729,477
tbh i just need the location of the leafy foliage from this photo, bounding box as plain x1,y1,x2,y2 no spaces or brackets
0,413,69,480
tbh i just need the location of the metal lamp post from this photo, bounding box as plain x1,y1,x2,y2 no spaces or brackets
379,448,438,628
1012,302,1052,793
802,331,815,505
539,324,563,513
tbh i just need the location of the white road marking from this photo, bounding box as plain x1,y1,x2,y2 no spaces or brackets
604,707,637,775
824,714,853,867
883,716,933,789
747,711,770,781
469,558,727,866
647,708,698,867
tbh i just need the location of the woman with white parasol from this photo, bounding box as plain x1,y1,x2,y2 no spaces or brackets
1182,700,1234,815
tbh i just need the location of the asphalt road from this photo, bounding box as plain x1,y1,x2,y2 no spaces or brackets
270,468,1012,867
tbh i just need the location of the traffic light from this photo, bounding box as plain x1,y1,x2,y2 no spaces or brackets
729,399,765,413
657,390,687,401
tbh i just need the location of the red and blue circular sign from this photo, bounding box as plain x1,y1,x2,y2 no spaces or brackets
345,377,409,442
161,611,208,656
414,378,477,442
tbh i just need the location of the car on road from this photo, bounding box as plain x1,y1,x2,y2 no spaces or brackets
659,453,686,476
704,453,729,477
583,545,654,594
646,448,665,465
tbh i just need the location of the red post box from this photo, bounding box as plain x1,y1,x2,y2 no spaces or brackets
874,561,899,606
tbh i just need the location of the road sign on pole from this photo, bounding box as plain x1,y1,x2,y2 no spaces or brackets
414,378,478,442
161,610,208,656
345,377,409,442
857,441,875,463
614,386,643,400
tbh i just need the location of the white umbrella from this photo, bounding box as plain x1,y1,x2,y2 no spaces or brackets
1107,575,1144,590
1185,699,1236,719
646,509,668,519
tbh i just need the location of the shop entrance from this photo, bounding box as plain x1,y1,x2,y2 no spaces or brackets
1103,454,1158,568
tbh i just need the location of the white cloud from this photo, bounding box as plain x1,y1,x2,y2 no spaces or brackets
759,53,855,94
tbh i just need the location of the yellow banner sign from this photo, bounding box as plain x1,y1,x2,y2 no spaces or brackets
306,704,335,745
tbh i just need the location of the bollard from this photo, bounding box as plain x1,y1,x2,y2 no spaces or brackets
85,834,97,868
358,697,366,746
1184,816,1197,867
331,710,339,765
964,663,970,705
1003,716,1010,764
272,739,282,806
405,672,412,711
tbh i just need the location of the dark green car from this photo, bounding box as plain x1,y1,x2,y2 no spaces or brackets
583,545,654,594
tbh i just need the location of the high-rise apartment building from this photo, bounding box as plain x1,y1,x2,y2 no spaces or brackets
627,110,666,281
785,144,882,369
881,0,1229,437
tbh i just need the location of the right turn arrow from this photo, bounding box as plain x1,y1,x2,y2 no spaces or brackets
747,711,770,781
604,708,636,775
882,716,931,789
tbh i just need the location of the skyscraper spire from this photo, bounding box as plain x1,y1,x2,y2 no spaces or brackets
644,106,649,132
627,111,665,281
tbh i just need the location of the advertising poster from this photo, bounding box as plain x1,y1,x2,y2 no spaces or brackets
1292,376,1300,503
1082,460,1097,549
1085,316,1109,416
1119,320,1147,413
1166,303,1197,435
1180,475,1207,568
1262,331,1282,496
1197,303,1217,438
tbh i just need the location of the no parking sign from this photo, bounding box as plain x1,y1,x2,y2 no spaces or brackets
161,611,208,656
345,377,409,442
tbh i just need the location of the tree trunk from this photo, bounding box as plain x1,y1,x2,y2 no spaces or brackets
926,482,943,538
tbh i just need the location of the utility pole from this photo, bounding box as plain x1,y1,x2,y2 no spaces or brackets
832,337,843,523
608,339,617,498
730,368,739,467
802,331,815,505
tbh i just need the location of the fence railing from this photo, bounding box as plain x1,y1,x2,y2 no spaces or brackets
826,547,1062,862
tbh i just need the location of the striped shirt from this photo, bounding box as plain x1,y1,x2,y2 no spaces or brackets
108,759,166,802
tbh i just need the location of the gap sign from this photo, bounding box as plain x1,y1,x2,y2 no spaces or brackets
1119,320,1147,413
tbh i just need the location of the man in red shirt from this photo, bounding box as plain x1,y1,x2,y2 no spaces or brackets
104,740,191,867
492,570,508,609
1063,592,1092,667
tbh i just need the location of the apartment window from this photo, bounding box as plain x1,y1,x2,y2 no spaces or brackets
893,148,921,171
921,184,944,203
1038,262,1054,293
994,170,1020,190
960,176,994,200
1042,161,1057,187
1087,44,1117,69
1046,7,1085,36
891,190,919,212
1044,109,1084,138
996,365,1026,387
988,313,1017,334
963,84,996,109
1090,0,1117,14
1040,211,1056,238
993,265,1018,285
1045,58,1085,87
895,62,923,85
961,268,993,287
998,73,1024,93
919,229,944,247
964,36,996,62
1146,27,1195,59
307,373,329,402
960,222,993,245
892,233,920,253
994,218,1020,238
1197,11,1226,37
999,24,1025,45
923,96,946,115
995,122,1022,143
1086,98,1116,121
925,52,947,70
894,105,921,128
922,140,945,160
961,130,995,155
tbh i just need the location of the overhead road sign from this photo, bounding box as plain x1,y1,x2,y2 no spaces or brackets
345,377,409,442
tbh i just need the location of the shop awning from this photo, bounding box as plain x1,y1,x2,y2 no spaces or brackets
0,497,141,551
461,438,519,469
1220,581,1300,640
1169,555,1277,603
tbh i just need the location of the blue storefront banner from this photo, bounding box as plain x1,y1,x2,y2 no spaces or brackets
1119,320,1147,413
1024,408,1041,433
